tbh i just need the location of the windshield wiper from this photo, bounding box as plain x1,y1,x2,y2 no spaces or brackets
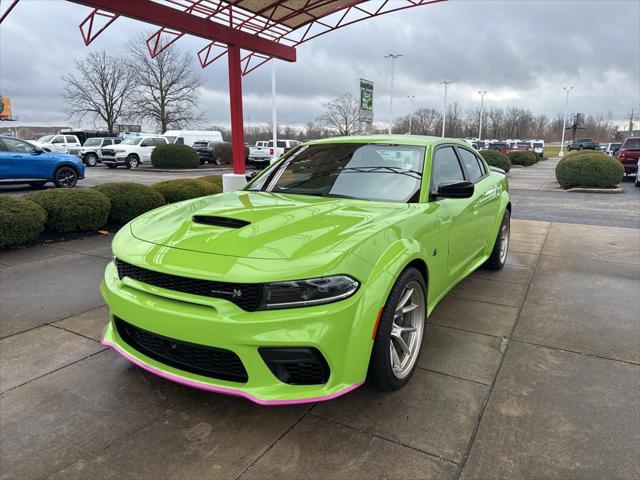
340,166,423,180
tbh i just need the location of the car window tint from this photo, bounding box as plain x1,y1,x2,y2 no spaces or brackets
175,137,184,144
623,139,640,149
140,139,152,146
66,136,77,143
157,138,167,146
431,146,465,191
277,141,286,148
2,138,36,153
52,136,65,144
104,139,112,145
458,148,484,181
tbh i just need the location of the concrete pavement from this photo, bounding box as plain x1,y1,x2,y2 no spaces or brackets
0,220,639,479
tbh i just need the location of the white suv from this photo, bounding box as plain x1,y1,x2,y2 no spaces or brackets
103,135,168,169
33,134,81,154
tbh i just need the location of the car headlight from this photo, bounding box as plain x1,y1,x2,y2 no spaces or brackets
259,275,359,309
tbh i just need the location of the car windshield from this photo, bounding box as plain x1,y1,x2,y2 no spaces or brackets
83,138,102,146
121,137,143,145
248,143,425,203
37,135,54,142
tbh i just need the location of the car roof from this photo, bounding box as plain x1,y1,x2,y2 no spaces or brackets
306,134,469,148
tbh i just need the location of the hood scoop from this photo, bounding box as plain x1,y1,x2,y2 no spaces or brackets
192,215,250,229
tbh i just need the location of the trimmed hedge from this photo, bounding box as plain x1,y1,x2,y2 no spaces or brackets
94,182,165,224
152,178,220,204
151,144,200,169
0,196,47,248
212,142,250,165
480,150,511,173
198,175,223,191
508,150,538,166
555,152,624,189
26,189,110,232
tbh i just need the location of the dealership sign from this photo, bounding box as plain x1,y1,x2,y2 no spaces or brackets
359,78,374,125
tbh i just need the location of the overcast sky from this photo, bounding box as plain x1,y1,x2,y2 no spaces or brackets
1,0,639,130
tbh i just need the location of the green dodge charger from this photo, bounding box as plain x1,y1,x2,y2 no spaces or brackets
101,135,511,405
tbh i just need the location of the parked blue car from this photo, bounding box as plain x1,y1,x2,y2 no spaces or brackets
0,135,85,188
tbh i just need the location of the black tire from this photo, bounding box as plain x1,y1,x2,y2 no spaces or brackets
84,153,98,167
106,163,117,169
483,209,511,270
368,267,426,391
28,181,47,188
53,166,78,188
125,155,140,169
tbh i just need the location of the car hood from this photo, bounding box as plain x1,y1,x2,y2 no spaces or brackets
130,191,407,260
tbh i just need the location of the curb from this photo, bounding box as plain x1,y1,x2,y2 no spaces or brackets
565,187,625,194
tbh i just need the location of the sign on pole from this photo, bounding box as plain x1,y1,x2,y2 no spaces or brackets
359,78,374,130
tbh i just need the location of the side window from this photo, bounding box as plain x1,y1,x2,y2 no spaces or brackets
155,137,167,146
52,136,65,144
175,137,184,145
458,148,484,182
2,138,36,153
66,136,78,144
140,138,152,147
277,141,286,148
431,146,465,194
104,139,112,146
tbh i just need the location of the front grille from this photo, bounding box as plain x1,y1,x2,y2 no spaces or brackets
115,317,248,383
115,259,263,311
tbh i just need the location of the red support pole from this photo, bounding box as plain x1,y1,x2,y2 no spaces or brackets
227,44,245,175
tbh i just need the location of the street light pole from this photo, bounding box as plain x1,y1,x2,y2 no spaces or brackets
385,53,402,134
271,60,277,158
441,81,453,137
478,90,487,140
407,95,415,134
559,86,573,158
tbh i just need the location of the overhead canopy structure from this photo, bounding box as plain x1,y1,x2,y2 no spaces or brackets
1,0,445,176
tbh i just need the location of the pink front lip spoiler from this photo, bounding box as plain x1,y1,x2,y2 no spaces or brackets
101,339,362,406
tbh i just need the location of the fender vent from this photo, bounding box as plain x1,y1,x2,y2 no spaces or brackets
192,215,250,228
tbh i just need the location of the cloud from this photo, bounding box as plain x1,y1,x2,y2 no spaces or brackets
1,0,638,129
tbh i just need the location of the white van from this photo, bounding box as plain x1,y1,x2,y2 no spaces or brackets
163,130,223,147
529,139,545,157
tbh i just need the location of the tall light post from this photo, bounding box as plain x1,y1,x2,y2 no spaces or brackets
559,86,573,158
385,53,402,134
441,81,454,137
478,90,487,140
271,60,277,157
407,95,415,134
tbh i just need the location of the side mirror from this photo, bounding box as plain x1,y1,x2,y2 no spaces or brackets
245,171,258,182
437,181,474,199
33,147,44,154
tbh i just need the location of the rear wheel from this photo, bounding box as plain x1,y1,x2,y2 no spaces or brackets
53,166,78,188
84,153,98,167
483,210,510,270
125,155,139,169
368,267,426,391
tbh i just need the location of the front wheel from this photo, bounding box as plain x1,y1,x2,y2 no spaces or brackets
84,153,98,167
53,166,78,188
483,210,510,270
125,155,140,169
368,267,426,391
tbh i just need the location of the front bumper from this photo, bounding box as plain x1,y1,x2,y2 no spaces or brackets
100,260,372,404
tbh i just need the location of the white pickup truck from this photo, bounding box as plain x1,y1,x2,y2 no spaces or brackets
248,141,270,167
248,139,303,168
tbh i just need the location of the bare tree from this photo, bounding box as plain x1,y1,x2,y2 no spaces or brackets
127,34,204,132
318,93,361,136
62,51,135,133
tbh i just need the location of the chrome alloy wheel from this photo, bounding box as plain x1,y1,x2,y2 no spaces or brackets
390,280,425,379
499,219,510,265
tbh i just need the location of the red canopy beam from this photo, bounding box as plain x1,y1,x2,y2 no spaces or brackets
67,0,296,62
